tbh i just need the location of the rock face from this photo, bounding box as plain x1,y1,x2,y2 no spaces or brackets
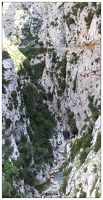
2,2,101,198
62,116,101,198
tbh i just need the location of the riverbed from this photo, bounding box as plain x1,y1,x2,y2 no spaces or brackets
35,151,67,196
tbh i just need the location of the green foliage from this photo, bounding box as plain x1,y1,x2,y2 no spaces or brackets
20,46,47,61
73,74,77,92
56,55,66,73
84,167,87,173
81,133,93,149
2,139,13,161
85,10,94,29
38,41,44,46
18,142,32,165
2,85,6,94
2,65,11,91
63,166,72,176
7,103,13,111
2,181,11,198
79,191,86,198
32,61,45,81
4,162,19,181
47,91,53,101
5,118,12,129
60,177,68,194
95,3,101,17
94,132,101,152
51,21,58,27
23,169,35,186
88,95,100,122
11,91,18,108
92,2,97,7
72,2,88,16
88,95,94,102
21,82,56,164
70,129,93,161
52,50,57,63
93,164,97,173
2,78,10,86
14,156,25,168
70,118,78,134
2,50,11,60
72,3,80,16
5,138,11,147
56,55,67,96
98,23,101,34
70,138,82,161
79,149,88,165
57,99,61,110
79,2,88,11
2,161,22,198
58,80,66,93
67,108,78,134
67,108,74,118
66,17,75,28
95,187,100,198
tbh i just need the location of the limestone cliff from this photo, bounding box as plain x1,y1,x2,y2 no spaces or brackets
2,2,101,198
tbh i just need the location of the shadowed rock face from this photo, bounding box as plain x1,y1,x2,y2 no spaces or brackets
63,131,70,140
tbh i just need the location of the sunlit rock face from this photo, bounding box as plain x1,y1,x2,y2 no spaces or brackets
2,2,101,198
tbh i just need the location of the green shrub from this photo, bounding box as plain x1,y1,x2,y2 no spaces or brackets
67,108,78,135
72,2,88,16
2,50,11,60
47,91,53,101
85,10,94,29
79,150,88,165
14,156,25,168
95,3,101,17
73,74,77,92
60,177,68,194
67,108,74,118
98,23,101,34
18,143,32,165
94,133,101,152
81,133,93,149
20,46,47,61
5,139,11,147
32,61,45,81
72,3,80,16
63,166,72,176
79,191,86,198
84,167,87,173
93,164,97,173
24,170,35,186
39,41,44,46
5,118,12,129
60,58,66,78
56,55,66,72
2,181,11,198
59,80,66,93
88,95,100,122
95,187,100,198
79,2,88,11
66,18,75,28
11,91,18,108
70,118,78,134
2,85,6,94
7,103,13,111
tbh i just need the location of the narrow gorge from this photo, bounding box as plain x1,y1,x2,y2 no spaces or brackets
2,2,101,198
